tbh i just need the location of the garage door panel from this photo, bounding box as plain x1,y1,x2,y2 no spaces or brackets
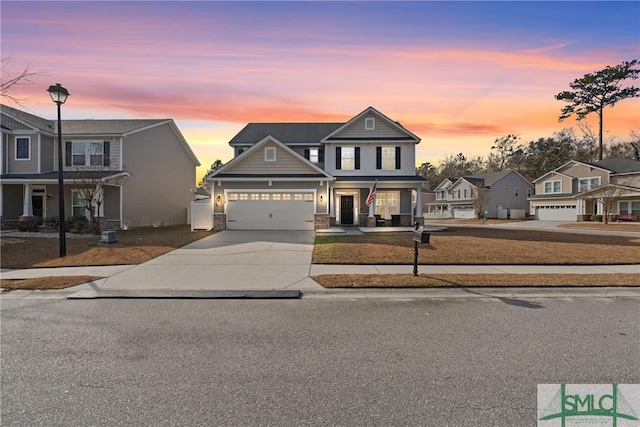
226,193,315,230
534,205,577,221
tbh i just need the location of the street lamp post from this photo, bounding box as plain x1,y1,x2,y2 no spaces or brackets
47,83,70,257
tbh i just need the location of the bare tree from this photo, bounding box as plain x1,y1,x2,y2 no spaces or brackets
1,57,43,105
472,186,489,220
73,167,128,234
590,185,626,225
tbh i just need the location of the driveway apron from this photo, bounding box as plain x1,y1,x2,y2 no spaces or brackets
100,230,321,291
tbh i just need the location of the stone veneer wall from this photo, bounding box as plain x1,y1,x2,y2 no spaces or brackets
329,217,337,226
365,216,376,227
314,214,330,230
213,214,226,231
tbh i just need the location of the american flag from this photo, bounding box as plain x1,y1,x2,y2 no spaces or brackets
366,181,377,207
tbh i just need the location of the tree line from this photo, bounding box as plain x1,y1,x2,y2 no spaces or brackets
417,59,640,189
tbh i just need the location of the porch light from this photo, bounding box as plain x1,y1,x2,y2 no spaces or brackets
48,83,70,257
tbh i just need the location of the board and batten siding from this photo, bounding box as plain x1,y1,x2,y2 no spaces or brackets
224,141,315,175
323,142,415,176
121,122,196,227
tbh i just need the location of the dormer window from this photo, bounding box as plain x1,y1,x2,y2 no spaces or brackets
265,147,276,162
365,117,375,130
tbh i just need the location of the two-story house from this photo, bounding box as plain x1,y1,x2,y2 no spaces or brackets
204,107,426,230
424,170,533,219
529,158,640,221
1,104,200,229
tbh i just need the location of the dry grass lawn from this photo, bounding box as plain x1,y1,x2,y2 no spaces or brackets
1,276,101,290
1,225,214,269
313,227,640,265
313,274,640,288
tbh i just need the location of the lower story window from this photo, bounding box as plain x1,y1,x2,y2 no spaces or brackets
375,191,400,219
619,201,640,215
72,191,87,218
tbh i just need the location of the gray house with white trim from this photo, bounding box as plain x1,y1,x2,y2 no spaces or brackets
1,104,200,229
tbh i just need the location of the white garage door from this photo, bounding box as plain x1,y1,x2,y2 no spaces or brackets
226,191,315,230
535,205,577,221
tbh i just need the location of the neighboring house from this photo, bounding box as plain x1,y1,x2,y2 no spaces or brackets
424,170,533,219
529,158,640,221
204,107,426,230
1,104,200,229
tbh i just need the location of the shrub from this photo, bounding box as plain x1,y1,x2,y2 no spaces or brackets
17,216,39,232
44,216,60,230
65,216,89,234
590,214,603,222
633,215,640,222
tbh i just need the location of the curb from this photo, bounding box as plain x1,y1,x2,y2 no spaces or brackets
67,289,302,299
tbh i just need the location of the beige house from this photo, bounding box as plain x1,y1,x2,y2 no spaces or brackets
203,107,426,230
529,159,640,221
1,104,200,229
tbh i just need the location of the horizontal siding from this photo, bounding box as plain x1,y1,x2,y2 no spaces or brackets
535,174,573,195
560,164,610,181
59,138,122,171
7,134,39,174
225,141,316,175
614,175,640,187
334,113,407,139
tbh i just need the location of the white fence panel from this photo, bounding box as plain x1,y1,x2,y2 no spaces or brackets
191,200,213,231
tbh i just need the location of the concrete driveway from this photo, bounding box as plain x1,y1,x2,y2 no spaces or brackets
100,230,322,291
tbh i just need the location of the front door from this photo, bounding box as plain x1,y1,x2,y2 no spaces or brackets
341,196,354,225
32,195,44,218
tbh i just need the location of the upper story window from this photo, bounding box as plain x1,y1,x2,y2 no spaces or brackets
15,137,30,160
265,147,276,162
309,148,319,164
365,118,375,130
381,147,395,170
336,146,360,170
579,177,601,192
66,141,110,167
514,187,519,197
544,180,561,194
376,146,401,170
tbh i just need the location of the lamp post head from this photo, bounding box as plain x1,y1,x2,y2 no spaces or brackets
47,83,69,105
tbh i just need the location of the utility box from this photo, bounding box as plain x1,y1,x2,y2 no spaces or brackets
413,230,430,244
99,230,118,245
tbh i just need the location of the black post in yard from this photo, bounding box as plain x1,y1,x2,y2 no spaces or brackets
413,240,419,276
48,83,70,257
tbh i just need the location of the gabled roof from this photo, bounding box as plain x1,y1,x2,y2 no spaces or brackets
1,104,55,133
434,178,454,191
209,135,333,180
58,119,170,136
322,106,421,143
594,158,640,174
533,169,576,183
229,123,342,145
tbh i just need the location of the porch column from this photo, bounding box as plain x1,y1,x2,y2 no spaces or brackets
22,183,32,216
0,183,3,219
415,187,422,217
330,187,335,217
368,196,374,217
96,185,104,216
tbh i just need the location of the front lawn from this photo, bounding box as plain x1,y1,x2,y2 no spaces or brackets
313,228,640,265
1,225,214,269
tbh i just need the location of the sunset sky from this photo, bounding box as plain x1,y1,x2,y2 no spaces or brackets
2,1,639,183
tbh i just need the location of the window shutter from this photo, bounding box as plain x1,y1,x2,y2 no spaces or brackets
395,146,401,169
304,149,310,160
103,141,110,166
65,141,72,166
318,148,325,163
335,147,341,170
355,147,360,170
376,147,382,170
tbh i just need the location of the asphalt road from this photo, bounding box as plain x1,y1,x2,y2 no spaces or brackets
1,296,638,426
